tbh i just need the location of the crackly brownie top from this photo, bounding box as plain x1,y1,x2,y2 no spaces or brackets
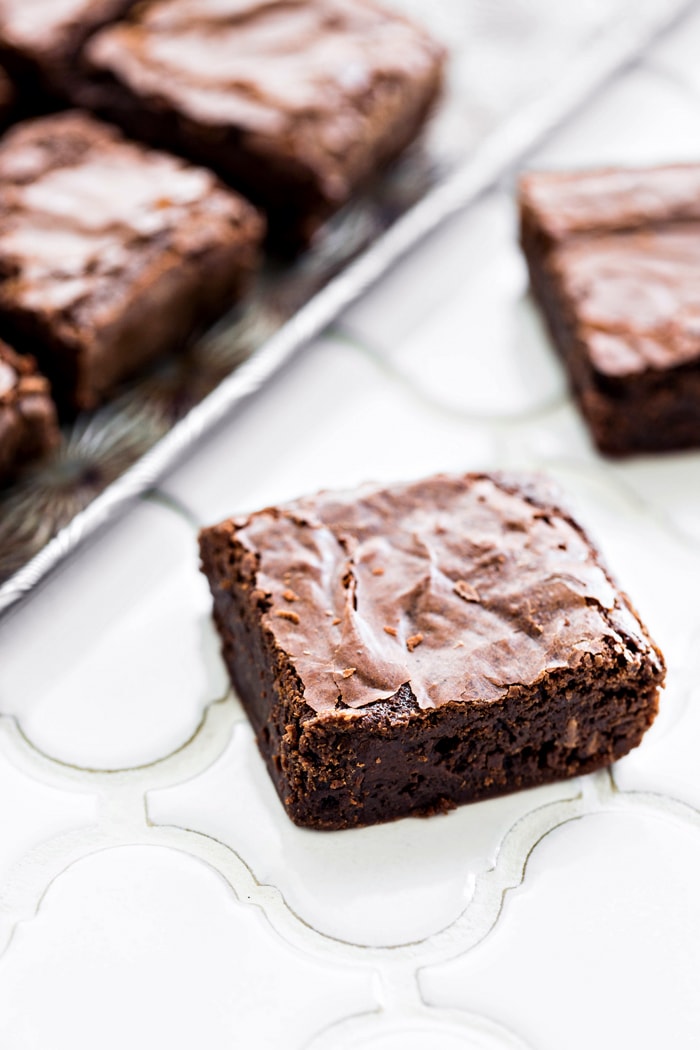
520,166,700,376
86,0,444,197
0,112,262,333
551,225,700,376
227,473,658,714
519,165,700,243
0,0,135,59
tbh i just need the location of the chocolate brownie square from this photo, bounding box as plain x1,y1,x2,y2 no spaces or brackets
199,472,665,830
0,111,264,412
0,0,139,103
0,339,59,483
519,165,700,456
78,0,445,246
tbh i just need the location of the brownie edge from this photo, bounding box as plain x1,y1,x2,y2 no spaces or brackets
199,473,665,830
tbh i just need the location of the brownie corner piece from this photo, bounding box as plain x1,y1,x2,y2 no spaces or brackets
79,0,446,246
0,339,59,484
0,111,265,412
199,472,665,830
519,164,700,456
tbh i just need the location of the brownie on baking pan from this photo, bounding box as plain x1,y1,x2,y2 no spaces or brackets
519,165,700,456
77,0,445,247
0,339,59,484
199,472,665,830
0,111,264,413
0,0,138,103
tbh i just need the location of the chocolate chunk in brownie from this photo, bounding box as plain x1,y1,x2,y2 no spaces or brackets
77,0,445,246
0,0,139,103
0,111,264,412
520,165,700,456
0,339,59,484
199,472,665,830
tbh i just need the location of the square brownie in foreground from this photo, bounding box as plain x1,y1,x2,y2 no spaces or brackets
520,165,700,456
199,472,665,830
78,0,445,246
0,339,59,484
0,0,138,103
0,112,264,412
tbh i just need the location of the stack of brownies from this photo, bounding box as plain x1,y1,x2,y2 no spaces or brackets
0,0,446,483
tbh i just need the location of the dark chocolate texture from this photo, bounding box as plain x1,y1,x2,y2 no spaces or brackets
520,164,700,455
199,472,665,830
0,338,59,483
0,111,264,412
79,0,445,245
0,61,13,124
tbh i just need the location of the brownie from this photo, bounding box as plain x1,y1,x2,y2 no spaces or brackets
0,339,59,483
199,472,665,830
77,0,445,246
0,0,139,103
0,111,264,412
519,165,700,456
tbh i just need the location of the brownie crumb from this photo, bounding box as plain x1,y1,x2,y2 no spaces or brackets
406,633,424,652
383,626,398,637
274,609,300,624
282,589,299,602
454,580,480,603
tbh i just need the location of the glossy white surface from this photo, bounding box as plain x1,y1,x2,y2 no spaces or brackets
0,500,225,768
2,6,700,1048
0,846,376,1050
148,721,581,948
420,809,700,1049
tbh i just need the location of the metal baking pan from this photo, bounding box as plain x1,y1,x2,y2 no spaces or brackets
0,0,695,618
